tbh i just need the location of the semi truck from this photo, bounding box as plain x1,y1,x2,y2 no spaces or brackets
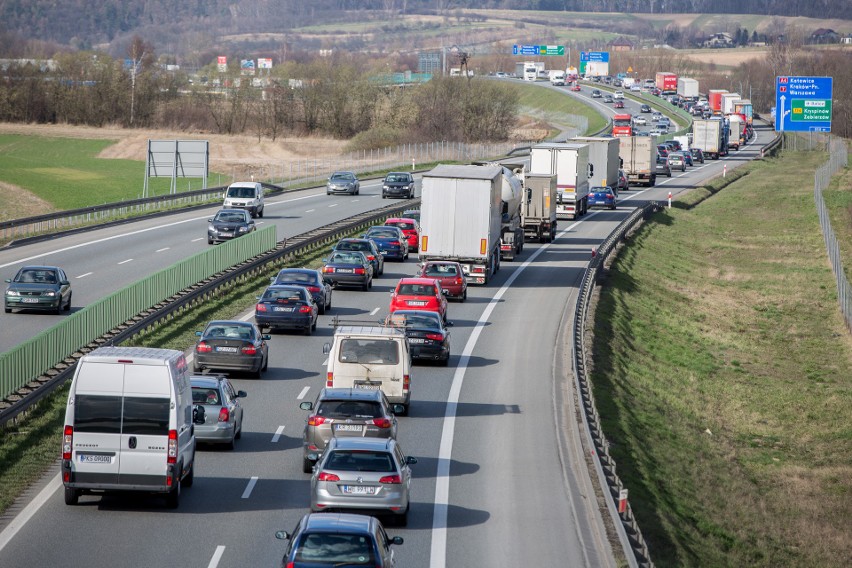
655,72,677,94
611,113,633,137
677,77,699,98
692,119,728,160
727,114,745,150
522,173,558,243
493,162,526,261
733,100,754,125
419,164,503,285
708,89,728,114
566,66,579,81
571,136,620,190
618,136,657,187
721,92,741,115
529,143,590,220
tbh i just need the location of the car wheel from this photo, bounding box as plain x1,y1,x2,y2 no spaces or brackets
461,289,467,302
394,508,409,527
318,300,326,315
304,323,312,336
259,209,264,218
64,293,72,311
182,460,195,487
166,477,181,509
64,486,80,506
262,355,268,372
253,365,263,379
382,194,387,199
327,191,331,195
4,307,10,313
440,353,450,367
362,280,370,292
326,293,332,311
303,457,314,474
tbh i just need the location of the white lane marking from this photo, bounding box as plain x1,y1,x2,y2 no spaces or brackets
155,247,170,252
0,193,319,269
240,311,254,322
117,258,133,265
297,386,311,400
328,203,338,208
257,221,265,226
207,545,226,568
272,425,285,443
76,272,92,279
353,200,360,203
241,476,259,499
370,307,380,315
192,237,204,242
0,474,61,554
322,358,328,367
305,209,315,213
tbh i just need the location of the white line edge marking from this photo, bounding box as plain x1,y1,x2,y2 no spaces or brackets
155,247,169,252
272,425,285,443
370,307,380,315
297,386,311,400
117,258,133,265
0,474,62,553
241,476,259,499
207,545,226,568
305,209,315,213
328,203,338,208
191,237,204,242
76,272,92,279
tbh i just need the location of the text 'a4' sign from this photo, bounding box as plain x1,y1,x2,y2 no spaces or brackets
775,76,833,132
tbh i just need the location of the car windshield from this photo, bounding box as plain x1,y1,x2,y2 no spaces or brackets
397,283,436,296
226,187,256,198
424,264,457,277
192,387,221,405
366,229,397,239
325,450,395,473
317,400,382,419
329,252,364,264
276,271,314,284
336,241,370,251
338,339,399,365
263,288,305,302
294,533,376,564
385,174,409,183
331,172,354,181
16,269,56,283
205,324,253,340
215,212,245,223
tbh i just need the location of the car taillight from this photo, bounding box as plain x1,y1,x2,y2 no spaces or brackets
63,425,73,460
298,305,313,313
367,255,376,261
322,266,334,273
354,268,365,275
255,303,267,312
308,415,326,426
403,374,410,392
317,472,340,482
426,333,444,341
607,193,614,199
379,474,402,484
196,341,212,353
306,286,321,293
167,430,177,464
218,407,230,423
327,372,333,387
390,241,400,246
241,345,257,355
286,563,295,568
373,418,392,429
455,277,464,285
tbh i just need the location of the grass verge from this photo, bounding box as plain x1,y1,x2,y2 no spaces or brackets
591,148,852,567
504,81,608,136
822,152,852,281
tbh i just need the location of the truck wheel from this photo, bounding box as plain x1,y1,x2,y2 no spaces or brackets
64,487,80,505
650,175,656,186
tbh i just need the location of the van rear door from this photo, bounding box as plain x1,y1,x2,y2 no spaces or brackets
71,361,124,485
118,365,172,486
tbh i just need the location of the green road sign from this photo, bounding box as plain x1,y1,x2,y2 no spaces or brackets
538,45,565,56
790,99,832,122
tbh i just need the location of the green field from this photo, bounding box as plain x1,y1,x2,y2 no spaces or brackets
506,81,608,136
592,149,852,566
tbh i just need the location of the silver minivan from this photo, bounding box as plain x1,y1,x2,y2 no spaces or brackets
61,347,201,508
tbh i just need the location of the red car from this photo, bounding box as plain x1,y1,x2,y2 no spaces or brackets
570,83,581,92
389,278,448,323
614,100,625,109
417,261,467,302
384,217,419,252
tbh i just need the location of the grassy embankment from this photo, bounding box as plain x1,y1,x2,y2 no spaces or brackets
592,148,852,567
503,81,608,138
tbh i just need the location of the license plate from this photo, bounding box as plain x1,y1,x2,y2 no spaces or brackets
21,298,40,303
407,301,427,306
216,346,238,352
380,251,389,255
220,232,232,236
341,485,377,495
273,307,295,312
79,454,112,464
408,338,426,344
335,424,363,432
336,268,353,273
354,383,381,390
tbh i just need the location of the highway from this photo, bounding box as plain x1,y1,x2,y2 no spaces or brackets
0,84,775,567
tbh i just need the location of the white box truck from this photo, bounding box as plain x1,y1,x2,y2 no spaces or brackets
692,119,728,160
618,136,657,187
419,164,503,285
549,70,566,86
530,143,590,220
721,92,741,115
570,136,621,190
522,173,558,242
677,77,699,98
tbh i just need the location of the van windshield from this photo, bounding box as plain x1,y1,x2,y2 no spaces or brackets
227,186,257,198
338,339,399,365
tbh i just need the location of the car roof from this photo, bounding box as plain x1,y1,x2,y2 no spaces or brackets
208,319,252,327
265,284,307,292
302,513,376,533
216,208,249,216
397,277,439,286
328,437,395,451
18,265,61,271
318,388,384,402
335,325,405,338
277,268,317,275
190,375,227,388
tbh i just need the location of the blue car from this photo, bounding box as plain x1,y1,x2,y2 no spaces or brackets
270,268,332,314
589,186,617,210
363,226,408,262
332,238,384,276
254,285,318,335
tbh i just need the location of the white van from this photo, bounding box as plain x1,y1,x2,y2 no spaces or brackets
61,347,201,508
323,326,411,414
223,181,265,218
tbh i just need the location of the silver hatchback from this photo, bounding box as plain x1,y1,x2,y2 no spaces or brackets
190,375,246,449
311,437,417,526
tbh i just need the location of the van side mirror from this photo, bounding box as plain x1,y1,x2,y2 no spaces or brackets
405,456,418,465
392,404,405,415
322,343,331,355
300,401,313,411
192,405,206,424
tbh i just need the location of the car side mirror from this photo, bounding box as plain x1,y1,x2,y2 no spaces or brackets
321,258,328,263
222,193,226,199
195,331,203,336
405,456,418,465
275,531,291,541
300,401,313,411
322,343,331,355
392,404,405,415
207,218,213,222
445,321,454,327
270,277,275,283
237,390,247,398
61,280,70,285
4,279,10,283
192,405,206,425
391,536,404,546
262,334,271,341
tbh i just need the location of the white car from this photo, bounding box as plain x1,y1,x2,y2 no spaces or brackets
633,116,647,126
614,90,624,100
495,71,508,78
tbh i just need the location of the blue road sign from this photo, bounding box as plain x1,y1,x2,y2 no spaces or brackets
580,51,609,63
775,76,832,132
513,45,541,56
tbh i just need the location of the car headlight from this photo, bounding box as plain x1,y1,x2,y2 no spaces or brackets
6,290,19,296
45,291,57,296
208,224,216,232
383,185,390,190
238,226,249,232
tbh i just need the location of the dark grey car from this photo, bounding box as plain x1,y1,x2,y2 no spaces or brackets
193,320,270,378
4,265,72,314
207,209,256,244
190,375,246,449
381,172,415,199
327,171,360,195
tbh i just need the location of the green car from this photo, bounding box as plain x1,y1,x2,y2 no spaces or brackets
5,265,72,314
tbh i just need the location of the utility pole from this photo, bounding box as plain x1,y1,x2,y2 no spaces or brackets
129,46,145,126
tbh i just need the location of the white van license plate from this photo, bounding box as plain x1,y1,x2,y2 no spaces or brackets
79,454,112,464
354,383,381,390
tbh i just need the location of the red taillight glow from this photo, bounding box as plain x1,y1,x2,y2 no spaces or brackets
322,266,334,273
471,266,485,274
308,415,326,426
167,430,178,464
389,241,400,246
403,374,410,392
255,303,267,312
379,474,402,484
306,286,321,293
455,277,464,285
426,333,444,341
298,305,313,313
373,418,392,429
317,472,340,482
218,407,230,423
196,341,213,353
367,255,376,261
326,372,333,387
241,345,257,355
354,268,365,275
63,425,73,460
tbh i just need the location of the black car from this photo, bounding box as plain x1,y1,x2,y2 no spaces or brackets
326,171,360,195
270,268,332,314
333,238,384,276
402,209,420,224
363,226,408,261
194,320,270,378
321,251,374,291
381,172,415,199
385,310,452,365
255,285,319,335
640,104,652,113
4,265,72,314
690,148,706,163
207,209,256,244
276,513,403,568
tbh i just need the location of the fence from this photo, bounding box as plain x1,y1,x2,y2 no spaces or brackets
811,135,851,332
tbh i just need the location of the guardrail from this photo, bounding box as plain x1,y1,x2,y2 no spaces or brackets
0,199,419,426
574,202,662,568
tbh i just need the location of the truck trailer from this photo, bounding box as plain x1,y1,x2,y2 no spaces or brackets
677,77,699,98
419,164,503,285
529,143,590,220
618,136,657,187
655,72,677,94
571,136,621,190
692,119,728,160
522,174,558,243
708,89,728,114
721,92,741,115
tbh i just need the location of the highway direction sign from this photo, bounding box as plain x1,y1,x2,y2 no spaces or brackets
775,76,832,132
580,51,609,63
513,45,564,56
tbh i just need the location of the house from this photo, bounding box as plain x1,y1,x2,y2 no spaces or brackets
608,37,635,52
810,29,840,44
703,32,734,48
842,35,852,45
